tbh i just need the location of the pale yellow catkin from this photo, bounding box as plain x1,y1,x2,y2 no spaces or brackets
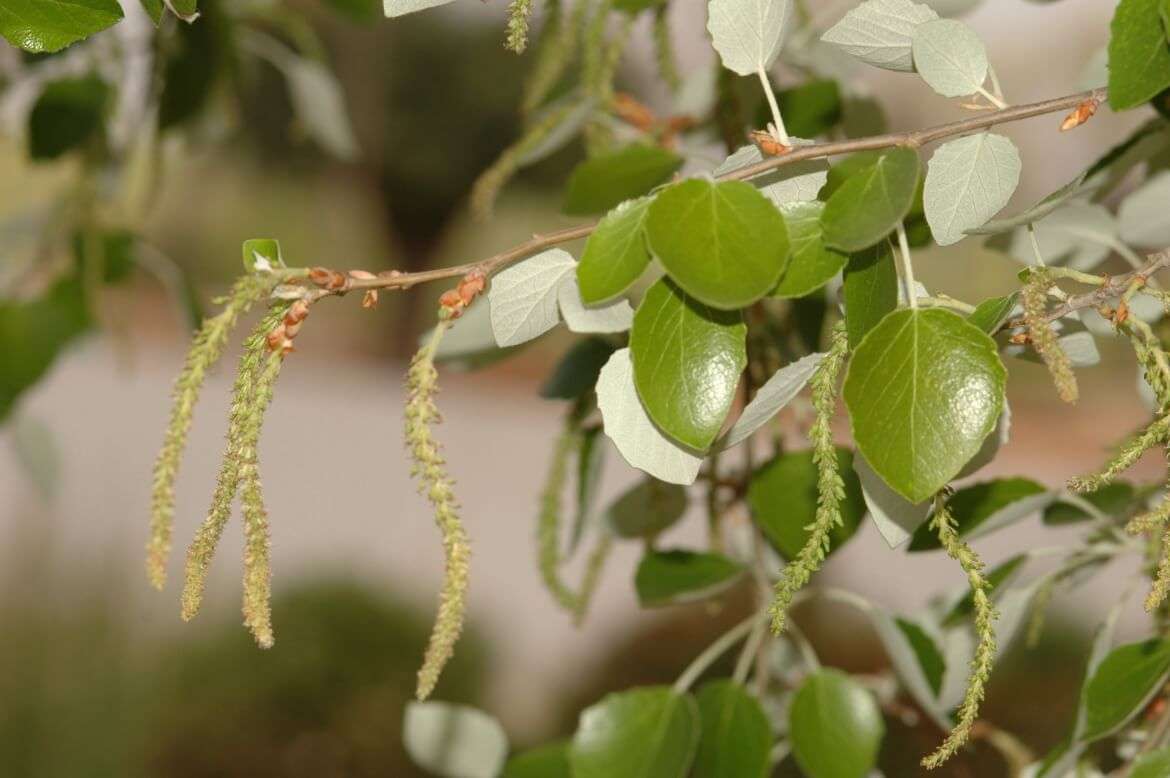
148,276,266,590
1021,269,1078,404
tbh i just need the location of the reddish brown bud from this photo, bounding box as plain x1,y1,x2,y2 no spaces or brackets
284,299,310,326
348,269,376,280
749,130,790,157
308,267,333,286
266,325,288,352
439,289,462,310
362,290,379,308
1060,99,1099,132
457,270,486,305
612,93,656,131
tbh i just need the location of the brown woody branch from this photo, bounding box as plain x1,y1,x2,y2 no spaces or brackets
300,88,1108,302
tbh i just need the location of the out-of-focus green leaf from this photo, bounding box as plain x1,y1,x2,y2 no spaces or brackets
403,701,508,778
563,145,682,215
570,687,699,778
789,669,884,778
1082,639,1170,741
634,549,744,607
694,681,771,778
909,478,1048,550
0,0,123,53
606,479,688,539
540,338,616,400
28,75,110,161
1109,0,1170,110
503,742,571,778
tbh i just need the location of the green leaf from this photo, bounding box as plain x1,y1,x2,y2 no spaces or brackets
564,145,682,215
577,198,653,305
821,147,921,251
777,79,843,138
789,669,884,778
1108,0,1170,110
403,701,509,778
908,477,1048,550
694,681,771,778
541,338,616,400
596,349,704,485
0,277,92,423
165,0,198,21
842,240,898,349
241,239,285,272
923,133,1021,246
140,0,164,24
706,0,793,76
276,51,360,160
28,75,110,161
911,18,988,98
747,447,866,559
843,308,1007,503
635,549,745,607
570,687,700,778
645,179,789,309
1082,639,1170,742
967,293,1017,334
503,742,571,778
821,0,939,72
570,426,607,554
772,202,848,298
384,0,458,16
72,228,137,283
324,0,381,22
942,553,1027,625
894,618,945,695
855,453,931,548
0,0,123,52
629,279,746,450
1044,481,1137,525
606,479,688,538
1132,747,1170,778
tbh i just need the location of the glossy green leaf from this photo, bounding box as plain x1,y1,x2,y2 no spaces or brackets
645,179,789,309
577,198,653,304
694,681,771,778
789,670,884,778
923,133,1021,246
911,18,989,98
821,147,921,251
635,549,745,607
706,0,793,76
909,477,1048,550
606,479,688,538
403,701,509,778
843,308,1006,503
570,687,700,778
747,447,866,559
0,0,123,52
967,293,1017,334
629,279,746,450
595,349,704,485
821,0,939,72
842,240,898,348
1082,639,1170,741
1109,0,1170,110
541,338,616,400
241,239,284,272
503,742,571,778
1132,747,1170,778
772,202,848,298
28,76,110,161
564,145,682,215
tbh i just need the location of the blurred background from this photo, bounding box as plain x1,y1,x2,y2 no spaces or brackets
0,0,1164,775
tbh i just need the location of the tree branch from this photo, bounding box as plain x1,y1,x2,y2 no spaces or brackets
302,88,1107,301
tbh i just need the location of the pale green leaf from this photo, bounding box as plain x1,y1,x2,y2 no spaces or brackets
821,0,939,72
911,18,988,98
714,143,828,206
706,0,793,76
821,147,921,251
923,132,1020,246
843,308,1006,503
998,203,1116,271
570,687,700,778
694,681,771,778
966,171,1093,236
403,701,508,778
384,0,458,17
635,549,745,607
1120,170,1170,247
789,670,884,778
596,348,703,485
855,453,931,548
0,0,123,52
577,198,653,305
645,178,789,309
558,276,634,334
719,352,825,449
11,414,60,500
772,202,848,298
606,479,688,539
630,279,746,450
489,249,575,347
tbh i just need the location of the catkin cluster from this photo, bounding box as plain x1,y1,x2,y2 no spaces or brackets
1021,268,1078,404
769,322,849,635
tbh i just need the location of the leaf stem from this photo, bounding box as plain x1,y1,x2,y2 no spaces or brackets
976,86,1008,110
757,65,790,145
895,223,918,310
673,613,759,694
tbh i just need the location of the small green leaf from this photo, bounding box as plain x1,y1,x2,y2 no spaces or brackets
748,447,866,559
629,279,746,451
842,240,898,349
789,669,884,778
0,0,123,52
967,293,1017,334
821,147,921,251
1132,747,1170,778
772,202,848,298
540,338,616,400
564,145,682,215
908,477,1048,550
694,681,771,778
635,549,745,607
1108,0,1170,110
843,308,1006,503
645,179,789,309
1082,639,1170,742
570,687,700,778
911,18,989,98
606,479,688,538
577,198,653,304
503,742,571,778
241,239,285,272
403,701,509,778
28,76,110,161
